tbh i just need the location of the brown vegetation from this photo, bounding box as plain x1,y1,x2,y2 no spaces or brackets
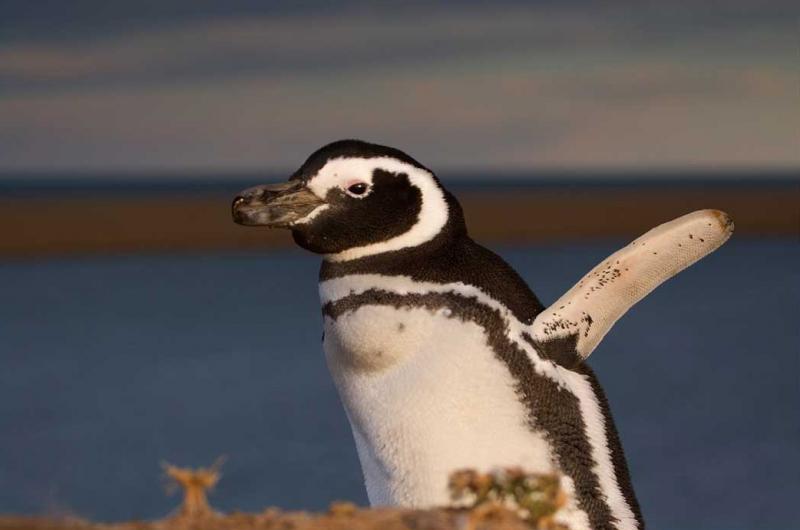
0,462,571,530
161,458,225,519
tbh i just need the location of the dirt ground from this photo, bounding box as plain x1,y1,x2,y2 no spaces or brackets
0,505,536,530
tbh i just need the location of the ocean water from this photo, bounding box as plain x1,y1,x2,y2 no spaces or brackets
0,240,797,529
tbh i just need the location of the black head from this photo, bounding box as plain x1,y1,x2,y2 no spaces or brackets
233,140,465,261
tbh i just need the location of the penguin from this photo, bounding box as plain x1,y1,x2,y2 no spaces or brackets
232,140,733,530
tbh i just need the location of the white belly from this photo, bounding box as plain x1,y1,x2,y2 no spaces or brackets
323,303,555,507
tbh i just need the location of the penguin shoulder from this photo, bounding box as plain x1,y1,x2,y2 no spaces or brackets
320,236,545,325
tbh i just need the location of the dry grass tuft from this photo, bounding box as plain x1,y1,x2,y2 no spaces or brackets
161,457,226,520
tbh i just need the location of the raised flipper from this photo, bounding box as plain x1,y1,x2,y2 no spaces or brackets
529,209,734,367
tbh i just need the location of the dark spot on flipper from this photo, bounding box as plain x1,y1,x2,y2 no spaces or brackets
581,313,594,337
397,322,405,332
716,210,734,231
689,234,693,239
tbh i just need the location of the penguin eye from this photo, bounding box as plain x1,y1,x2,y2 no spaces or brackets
346,182,369,197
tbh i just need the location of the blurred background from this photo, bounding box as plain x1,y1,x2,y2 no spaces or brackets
1,1,798,529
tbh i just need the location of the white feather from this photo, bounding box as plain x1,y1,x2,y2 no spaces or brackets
324,304,556,506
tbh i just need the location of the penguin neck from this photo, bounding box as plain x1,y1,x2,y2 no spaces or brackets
319,203,545,324
320,200,466,278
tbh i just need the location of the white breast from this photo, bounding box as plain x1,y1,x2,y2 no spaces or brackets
323,302,555,507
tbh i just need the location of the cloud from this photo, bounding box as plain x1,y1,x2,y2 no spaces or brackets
0,2,797,171
1,3,794,89
0,7,617,87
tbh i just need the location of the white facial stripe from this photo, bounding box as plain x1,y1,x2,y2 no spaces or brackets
306,157,449,262
290,204,330,226
320,272,639,528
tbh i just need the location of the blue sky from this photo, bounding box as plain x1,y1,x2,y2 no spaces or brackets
1,1,797,173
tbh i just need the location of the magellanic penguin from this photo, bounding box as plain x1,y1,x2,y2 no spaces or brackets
232,140,734,530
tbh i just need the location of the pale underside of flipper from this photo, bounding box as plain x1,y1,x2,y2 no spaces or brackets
530,209,734,367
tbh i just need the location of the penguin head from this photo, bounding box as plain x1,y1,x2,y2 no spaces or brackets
233,140,464,261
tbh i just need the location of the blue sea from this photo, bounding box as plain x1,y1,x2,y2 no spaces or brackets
1,240,798,530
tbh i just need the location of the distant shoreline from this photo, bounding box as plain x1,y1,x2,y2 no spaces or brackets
2,180,797,257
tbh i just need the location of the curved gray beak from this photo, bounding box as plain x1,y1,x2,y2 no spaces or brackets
232,181,326,228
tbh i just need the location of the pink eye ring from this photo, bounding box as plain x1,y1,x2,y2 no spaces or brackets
346,182,369,196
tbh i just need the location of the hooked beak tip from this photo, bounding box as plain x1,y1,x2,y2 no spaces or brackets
231,181,325,228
